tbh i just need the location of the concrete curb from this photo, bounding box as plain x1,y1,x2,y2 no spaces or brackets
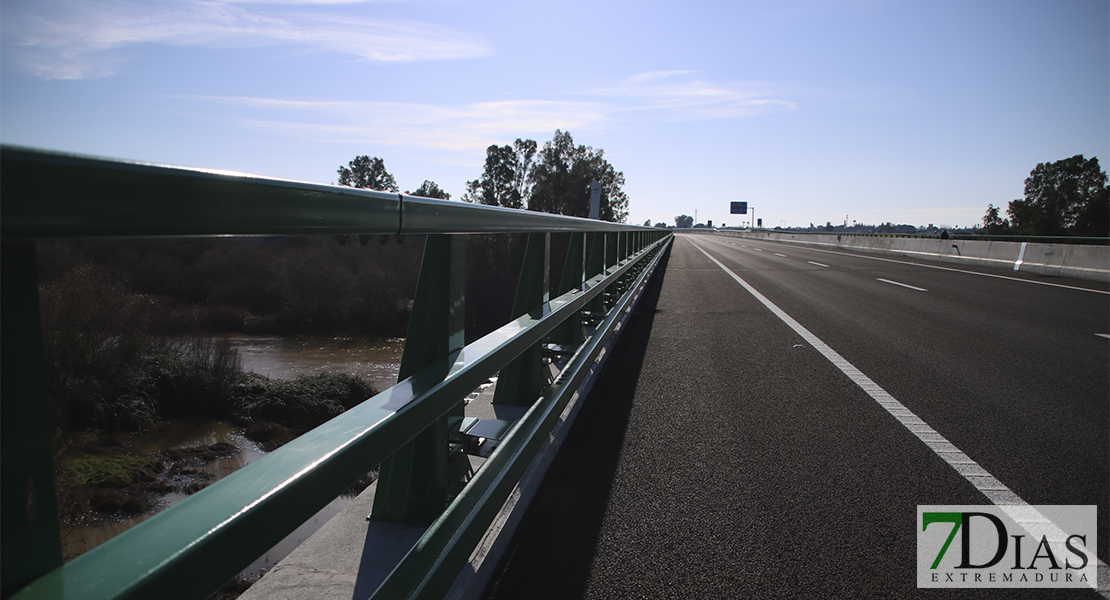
712,231,1109,283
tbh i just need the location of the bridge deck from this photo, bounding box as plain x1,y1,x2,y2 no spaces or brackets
481,235,1108,599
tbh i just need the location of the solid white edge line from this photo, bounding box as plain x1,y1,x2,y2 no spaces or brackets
1097,334,1110,340
876,278,928,292
687,237,1108,595
807,261,829,268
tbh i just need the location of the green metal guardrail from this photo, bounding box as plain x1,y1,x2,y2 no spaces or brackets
0,146,671,600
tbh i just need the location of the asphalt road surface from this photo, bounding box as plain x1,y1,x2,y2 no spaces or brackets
482,234,1109,599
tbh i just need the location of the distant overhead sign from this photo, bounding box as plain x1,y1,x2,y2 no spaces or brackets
589,180,601,220
730,201,747,215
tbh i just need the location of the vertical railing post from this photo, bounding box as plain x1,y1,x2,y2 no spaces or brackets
1,242,63,597
548,232,586,346
606,231,618,271
583,232,608,322
588,232,607,279
493,233,550,407
604,232,620,307
372,234,466,524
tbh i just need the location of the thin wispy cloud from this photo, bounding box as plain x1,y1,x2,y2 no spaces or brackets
177,71,796,156
2,0,491,80
599,71,796,119
224,0,381,4
181,96,610,153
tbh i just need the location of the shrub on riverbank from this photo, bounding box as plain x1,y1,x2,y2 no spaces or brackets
38,262,378,438
231,372,377,432
42,336,244,435
47,340,378,440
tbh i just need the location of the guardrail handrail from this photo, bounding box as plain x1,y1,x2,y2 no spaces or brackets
1,146,671,600
1,146,651,238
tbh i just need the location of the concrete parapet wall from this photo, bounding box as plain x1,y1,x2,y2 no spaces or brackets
711,231,1109,283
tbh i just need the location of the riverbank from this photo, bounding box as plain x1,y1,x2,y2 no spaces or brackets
55,418,381,537
55,427,241,534
53,419,379,599
46,332,403,533
47,335,387,571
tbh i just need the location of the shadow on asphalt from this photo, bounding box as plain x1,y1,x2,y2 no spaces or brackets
481,241,673,600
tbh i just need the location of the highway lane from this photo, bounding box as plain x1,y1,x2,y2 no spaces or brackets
689,234,1109,562
483,235,1107,599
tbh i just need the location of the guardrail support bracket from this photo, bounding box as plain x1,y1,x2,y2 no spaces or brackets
493,233,550,407
372,234,467,524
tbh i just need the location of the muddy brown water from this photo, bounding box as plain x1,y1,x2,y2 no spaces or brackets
229,334,406,390
59,335,405,579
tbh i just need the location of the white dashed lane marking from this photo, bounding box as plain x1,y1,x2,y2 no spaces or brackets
876,278,927,292
687,238,1108,595
807,261,829,268
794,244,1109,295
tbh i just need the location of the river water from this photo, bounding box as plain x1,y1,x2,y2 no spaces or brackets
229,334,406,389
59,335,405,579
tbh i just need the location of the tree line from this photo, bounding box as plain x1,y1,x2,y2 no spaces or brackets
982,155,1108,237
337,129,629,223
337,155,451,200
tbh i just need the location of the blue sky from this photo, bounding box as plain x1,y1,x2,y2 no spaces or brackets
2,0,1107,229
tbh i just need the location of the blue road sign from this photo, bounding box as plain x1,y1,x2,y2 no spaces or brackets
731,201,747,215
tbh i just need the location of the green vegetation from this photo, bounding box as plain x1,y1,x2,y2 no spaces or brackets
461,130,630,223
57,453,160,489
461,138,536,209
336,155,399,191
53,431,163,525
983,155,1109,237
335,154,451,200
407,180,451,200
232,372,375,432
